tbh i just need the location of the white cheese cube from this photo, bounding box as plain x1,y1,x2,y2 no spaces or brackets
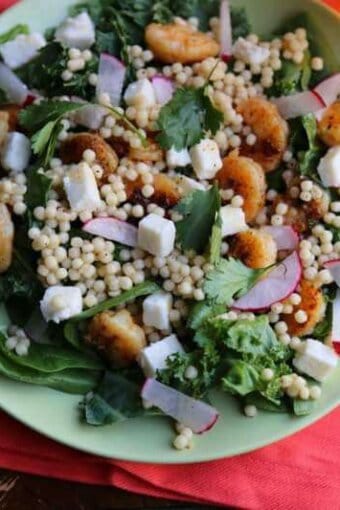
166,147,191,168
176,175,206,196
143,292,173,330
73,104,107,130
233,37,270,65
317,146,340,187
190,139,222,180
138,213,175,257
138,334,184,377
40,286,83,323
0,33,46,70
124,78,156,108
55,12,95,50
220,205,248,237
1,132,31,174
64,163,101,212
293,338,338,382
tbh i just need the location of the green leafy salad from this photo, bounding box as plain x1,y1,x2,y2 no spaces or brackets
0,0,339,450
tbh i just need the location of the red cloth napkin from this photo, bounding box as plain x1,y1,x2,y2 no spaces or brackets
1,0,340,508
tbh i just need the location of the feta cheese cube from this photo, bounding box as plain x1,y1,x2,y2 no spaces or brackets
64,163,101,212
233,37,270,66
220,205,248,237
166,147,191,168
138,334,184,377
293,338,338,382
317,146,340,187
190,139,223,180
40,286,83,323
138,213,175,257
124,78,156,108
55,12,95,50
0,33,46,69
143,292,173,330
1,132,31,174
176,175,206,196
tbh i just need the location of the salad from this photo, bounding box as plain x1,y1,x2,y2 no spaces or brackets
0,0,339,452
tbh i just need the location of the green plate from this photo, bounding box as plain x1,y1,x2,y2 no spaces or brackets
0,0,339,463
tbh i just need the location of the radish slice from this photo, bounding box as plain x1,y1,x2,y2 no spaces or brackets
315,107,327,122
219,0,233,61
83,217,138,247
0,62,28,105
96,53,126,106
151,76,174,105
261,226,299,251
141,378,219,434
74,104,107,130
332,290,340,353
233,251,302,311
324,258,340,287
272,90,325,119
314,73,340,106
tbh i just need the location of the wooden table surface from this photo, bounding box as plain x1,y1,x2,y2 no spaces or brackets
0,470,221,510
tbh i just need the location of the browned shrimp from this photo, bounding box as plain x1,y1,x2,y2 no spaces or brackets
285,279,326,337
87,309,146,367
237,97,289,172
216,150,266,223
145,23,219,64
129,139,164,163
59,133,119,182
230,229,278,269
125,173,180,209
318,101,340,147
0,204,14,273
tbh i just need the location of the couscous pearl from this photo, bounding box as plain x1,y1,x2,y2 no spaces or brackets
173,435,189,450
310,386,322,400
244,405,257,418
185,366,198,380
294,310,308,324
262,368,274,381
275,321,288,334
299,387,310,400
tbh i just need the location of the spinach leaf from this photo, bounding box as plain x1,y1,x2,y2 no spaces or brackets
222,360,259,396
222,316,279,356
244,392,288,413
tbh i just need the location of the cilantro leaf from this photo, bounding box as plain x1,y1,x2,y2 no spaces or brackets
19,100,83,132
25,165,52,211
156,87,223,150
174,184,221,253
0,24,29,44
204,258,264,306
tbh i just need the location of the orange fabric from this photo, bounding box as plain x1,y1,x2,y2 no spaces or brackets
0,0,339,508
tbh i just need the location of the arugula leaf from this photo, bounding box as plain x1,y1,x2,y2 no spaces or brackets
82,371,157,425
204,258,264,306
174,185,221,253
0,24,29,44
156,87,223,150
25,165,52,211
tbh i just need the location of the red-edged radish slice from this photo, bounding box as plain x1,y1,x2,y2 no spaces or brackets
151,76,174,105
332,289,340,354
261,226,299,251
324,258,340,287
83,217,138,247
272,90,325,120
96,53,126,106
314,73,340,106
141,378,219,434
219,0,233,62
315,107,327,122
233,251,302,311
0,62,28,105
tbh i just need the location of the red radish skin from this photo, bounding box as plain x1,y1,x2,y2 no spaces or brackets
233,251,302,311
83,217,138,247
314,73,340,106
96,53,126,106
272,90,325,119
324,259,340,287
151,76,174,105
261,226,299,251
141,378,219,434
220,0,233,61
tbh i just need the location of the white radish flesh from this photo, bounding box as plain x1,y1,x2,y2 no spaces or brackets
324,259,340,288
96,53,126,106
314,73,340,106
219,0,233,61
151,76,174,105
261,226,299,251
272,91,325,120
0,62,28,105
83,217,138,247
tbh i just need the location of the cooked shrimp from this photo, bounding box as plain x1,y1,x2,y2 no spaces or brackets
145,23,219,64
317,101,340,146
87,309,146,367
216,150,266,223
125,173,180,209
129,139,164,163
60,133,119,182
0,112,8,147
230,229,278,269
237,97,289,172
0,204,14,273
0,105,21,146
285,279,326,337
